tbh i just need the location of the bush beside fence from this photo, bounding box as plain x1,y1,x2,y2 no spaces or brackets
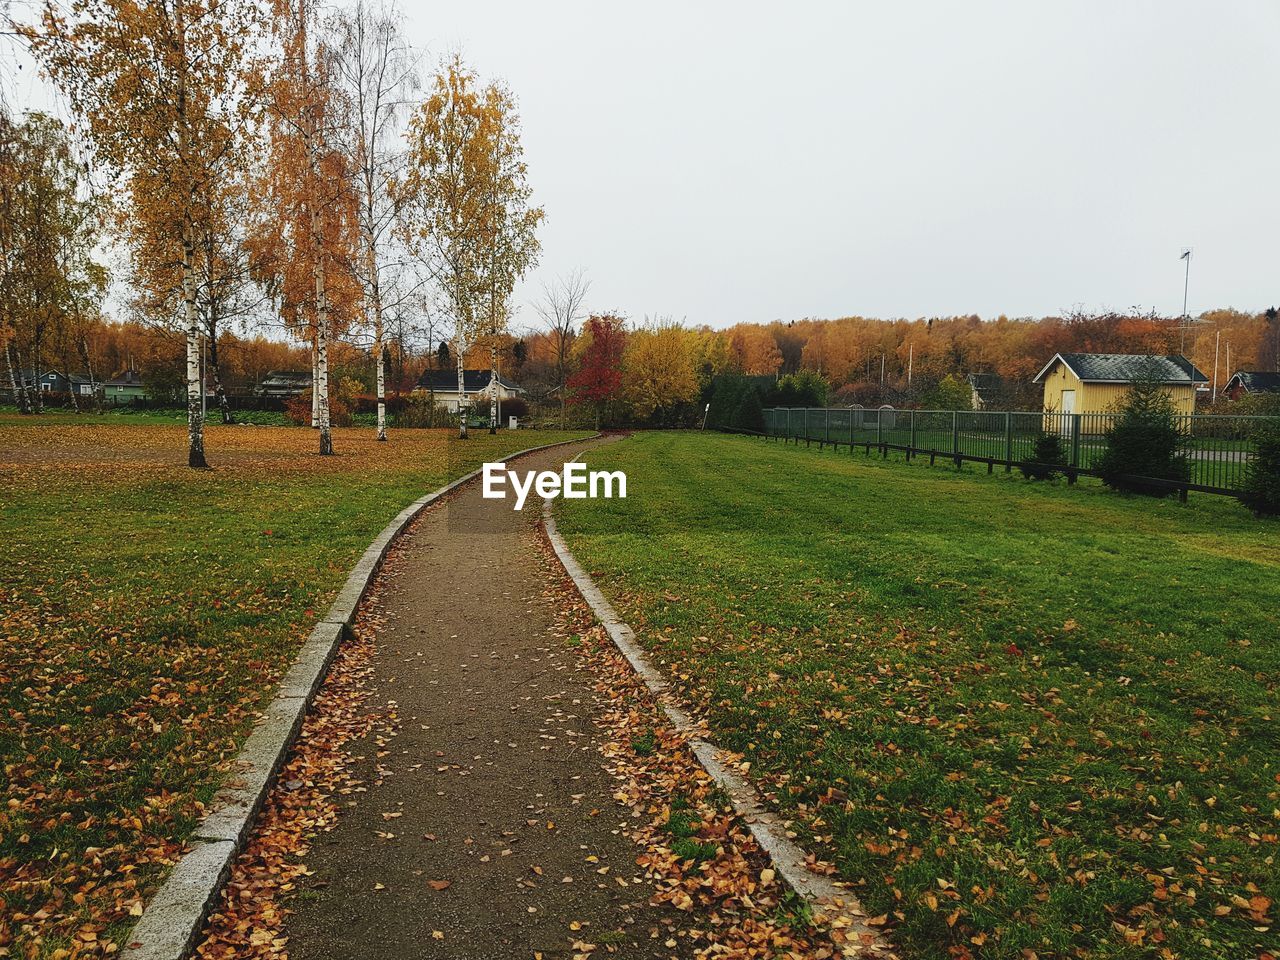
760,407,1278,498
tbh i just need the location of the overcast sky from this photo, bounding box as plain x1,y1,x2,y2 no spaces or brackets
406,0,1279,329
10,1,1279,331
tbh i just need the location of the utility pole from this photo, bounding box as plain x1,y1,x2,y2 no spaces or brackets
1179,248,1192,354
1212,329,1220,403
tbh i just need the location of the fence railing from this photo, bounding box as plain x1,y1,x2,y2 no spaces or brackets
761,407,1274,497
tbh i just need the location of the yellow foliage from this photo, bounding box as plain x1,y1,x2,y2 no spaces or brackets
623,322,700,421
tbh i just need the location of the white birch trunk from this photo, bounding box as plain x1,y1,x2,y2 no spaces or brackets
30,338,42,414
455,340,467,439
311,343,319,428
375,339,386,440
13,346,31,413
182,220,208,467
489,343,498,434
78,336,99,411
370,264,386,441
6,342,28,414
315,255,333,455
66,368,80,413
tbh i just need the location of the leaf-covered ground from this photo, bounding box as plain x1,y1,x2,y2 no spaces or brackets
554,432,1279,960
0,416,587,958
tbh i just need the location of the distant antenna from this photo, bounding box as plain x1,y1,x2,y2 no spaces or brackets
1179,248,1193,353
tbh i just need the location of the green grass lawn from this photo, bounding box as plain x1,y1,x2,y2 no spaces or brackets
555,432,1279,960
0,417,587,954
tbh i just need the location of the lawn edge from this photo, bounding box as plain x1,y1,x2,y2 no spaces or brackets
123,432,598,960
541,446,897,960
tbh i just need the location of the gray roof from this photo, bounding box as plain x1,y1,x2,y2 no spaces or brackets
104,369,144,387
416,369,523,392
1034,352,1207,385
966,373,1003,393
1227,370,1280,394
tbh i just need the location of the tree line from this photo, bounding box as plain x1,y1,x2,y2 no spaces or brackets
4,0,540,463
518,305,1279,432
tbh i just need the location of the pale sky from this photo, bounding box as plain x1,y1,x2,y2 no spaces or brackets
9,1,1279,331
409,0,1280,328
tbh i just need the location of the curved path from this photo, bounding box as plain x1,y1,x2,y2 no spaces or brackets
286,438,684,959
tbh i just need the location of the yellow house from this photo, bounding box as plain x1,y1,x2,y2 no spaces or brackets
1033,353,1206,416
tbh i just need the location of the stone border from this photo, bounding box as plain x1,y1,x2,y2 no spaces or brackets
541,451,896,958
125,433,598,960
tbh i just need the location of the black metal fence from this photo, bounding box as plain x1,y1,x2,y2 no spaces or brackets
761,407,1274,498
0,388,295,412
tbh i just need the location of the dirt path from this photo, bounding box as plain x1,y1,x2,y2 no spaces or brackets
285,438,685,960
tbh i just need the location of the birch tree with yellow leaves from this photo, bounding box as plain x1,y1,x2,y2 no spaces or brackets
331,0,418,442
398,55,541,439
24,0,265,466
476,80,542,434
248,0,361,455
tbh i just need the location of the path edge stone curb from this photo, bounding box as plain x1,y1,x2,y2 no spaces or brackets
125,433,599,960
541,464,896,958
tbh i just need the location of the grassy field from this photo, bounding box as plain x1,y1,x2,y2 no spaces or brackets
555,432,1279,960
0,416,587,955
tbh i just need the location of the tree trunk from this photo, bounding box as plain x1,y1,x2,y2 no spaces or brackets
30,334,43,414
315,255,333,456
182,220,208,468
366,237,387,441
376,342,387,439
66,368,79,413
6,341,29,414
211,356,232,424
311,340,319,428
489,344,497,434
456,341,467,439
558,352,566,429
78,336,100,412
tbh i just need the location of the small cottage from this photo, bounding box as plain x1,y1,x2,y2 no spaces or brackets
414,369,524,413
38,372,97,396
1224,370,1280,401
103,369,147,402
1033,353,1206,416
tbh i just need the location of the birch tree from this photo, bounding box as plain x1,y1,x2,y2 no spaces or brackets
0,111,105,415
249,0,360,455
24,0,263,465
131,159,264,424
398,57,485,438
476,80,542,434
331,0,417,442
